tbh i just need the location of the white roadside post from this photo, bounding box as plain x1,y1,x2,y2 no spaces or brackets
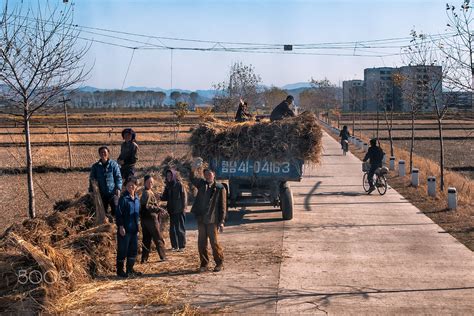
411,168,419,187
389,157,396,170
448,187,457,210
399,160,406,176
427,177,436,197
363,143,368,152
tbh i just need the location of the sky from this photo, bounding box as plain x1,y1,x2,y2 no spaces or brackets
6,0,451,90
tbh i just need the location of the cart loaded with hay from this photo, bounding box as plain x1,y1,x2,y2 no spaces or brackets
190,111,323,220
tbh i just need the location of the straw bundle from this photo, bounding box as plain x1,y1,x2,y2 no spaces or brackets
0,194,115,314
190,111,323,163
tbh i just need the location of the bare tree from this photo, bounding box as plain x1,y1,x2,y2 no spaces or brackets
375,79,396,157
212,61,262,118
0,1,90,218
407,31,448,190
263,86,287,108
441,1,474,95
170,91,181,106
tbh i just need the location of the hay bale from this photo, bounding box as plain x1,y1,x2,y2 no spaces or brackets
190,111,323,164
0,193,116,314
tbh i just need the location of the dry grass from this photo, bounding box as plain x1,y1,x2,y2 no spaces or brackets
190,111,323,163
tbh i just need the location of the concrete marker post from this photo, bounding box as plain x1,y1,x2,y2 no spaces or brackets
448,187,457,210
427,177,436,197
363,143,368,152
389,157,396,170
411,168,419,187
399,160,406,176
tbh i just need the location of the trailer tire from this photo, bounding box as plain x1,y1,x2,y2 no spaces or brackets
280,187,293,220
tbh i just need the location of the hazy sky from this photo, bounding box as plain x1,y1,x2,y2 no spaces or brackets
9,0,450,90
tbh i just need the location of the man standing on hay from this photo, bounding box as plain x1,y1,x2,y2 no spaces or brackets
89,146,122,220
118,128,139,181
270,95,296,121
190,159,227,273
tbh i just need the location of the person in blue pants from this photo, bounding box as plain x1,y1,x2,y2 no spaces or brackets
116,176,142,278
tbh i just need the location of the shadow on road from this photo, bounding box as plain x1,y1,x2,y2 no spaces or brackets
304,181,321,212
192,284,474,310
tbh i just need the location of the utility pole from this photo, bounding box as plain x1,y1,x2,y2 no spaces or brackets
60,97,72,168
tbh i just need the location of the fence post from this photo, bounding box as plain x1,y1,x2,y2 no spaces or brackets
389,157,396,170
399,160,406,176
427,176,436,197
411,168,419,187
448,187,457,210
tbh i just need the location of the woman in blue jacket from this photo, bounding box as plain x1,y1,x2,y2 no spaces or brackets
115,176,142,277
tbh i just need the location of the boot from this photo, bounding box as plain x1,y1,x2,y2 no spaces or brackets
116,259,128,278
126,258,142,277
140,252,149,264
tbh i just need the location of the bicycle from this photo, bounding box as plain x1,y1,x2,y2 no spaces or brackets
342,140,349,156
362,162,388,195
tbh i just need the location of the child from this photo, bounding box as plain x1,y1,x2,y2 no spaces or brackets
117,128,138,181
116,176,142,277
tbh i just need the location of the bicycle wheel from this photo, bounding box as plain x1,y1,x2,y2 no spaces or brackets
362,173,370,192
376,175,388,195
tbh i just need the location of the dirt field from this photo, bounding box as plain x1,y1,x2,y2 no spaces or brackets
337,117,474,179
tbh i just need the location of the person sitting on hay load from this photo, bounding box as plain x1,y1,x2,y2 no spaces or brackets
89,146,122,220
118,128,139,181
270,95,296,122
116,176,142,278
140,174,167,263
235,98,253,122
363,138,385,195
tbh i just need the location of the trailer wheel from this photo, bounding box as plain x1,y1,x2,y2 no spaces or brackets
280,187,294,220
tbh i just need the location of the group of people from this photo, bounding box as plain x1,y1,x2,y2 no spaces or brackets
339,125,385,194
89,129,227,278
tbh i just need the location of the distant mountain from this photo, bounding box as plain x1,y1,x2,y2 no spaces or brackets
281,82,312,90
77,86,109,92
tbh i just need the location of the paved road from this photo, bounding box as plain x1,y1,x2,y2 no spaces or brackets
191,132,474,314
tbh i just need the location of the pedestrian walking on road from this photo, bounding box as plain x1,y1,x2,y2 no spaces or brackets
118,128,139,182
89,146,122,220
140,174,167,263
116,176,142,278
363,138,385,194
270,95,296,122
161,169,187,252
190,160,227,272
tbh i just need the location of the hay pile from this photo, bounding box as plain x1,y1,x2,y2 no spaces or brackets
190,111,323,163
0,194,115,314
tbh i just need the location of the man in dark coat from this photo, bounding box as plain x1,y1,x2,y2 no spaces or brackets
363,138,385,194
270,95,295,121
89,146,122,219
190,163,227,272
140,174,167,263
118,128,138,181
235,98,253,122
161,169,187,251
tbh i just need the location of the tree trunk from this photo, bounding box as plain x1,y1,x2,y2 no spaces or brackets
437,117,445,191
352,109,355,136
409,111,415,173
24,111,36,218
376,107,379,140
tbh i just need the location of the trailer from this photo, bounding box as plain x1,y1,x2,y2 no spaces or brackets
210,158,304,220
